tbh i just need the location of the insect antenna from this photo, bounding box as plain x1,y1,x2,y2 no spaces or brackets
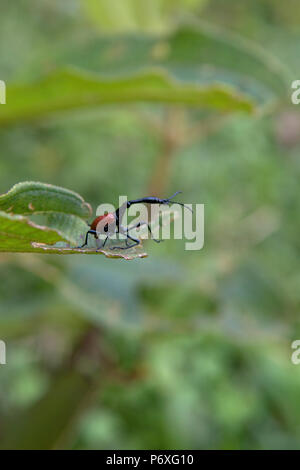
166,191,193,213
167,191,182,201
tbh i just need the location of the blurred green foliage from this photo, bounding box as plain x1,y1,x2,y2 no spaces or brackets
0,0,300,450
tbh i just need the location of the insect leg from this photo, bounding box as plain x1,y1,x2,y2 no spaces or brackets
111,233,140,250
76,230,97,249
127,222,163,243
96,235,109,251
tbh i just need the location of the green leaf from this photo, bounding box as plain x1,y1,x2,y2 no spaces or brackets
0,68,257,127
74,237,148,260
0,181,92,218
0,211,69,253
60,24,289,104
0,24,290,127
0,211,147,259
161,24,289,99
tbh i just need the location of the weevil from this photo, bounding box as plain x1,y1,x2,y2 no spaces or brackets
78,191,192,251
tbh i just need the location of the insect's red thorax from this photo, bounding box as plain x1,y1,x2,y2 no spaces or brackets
90,213,115,231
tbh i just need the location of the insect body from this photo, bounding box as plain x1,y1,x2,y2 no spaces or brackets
78,191,191,251
89,213,116,235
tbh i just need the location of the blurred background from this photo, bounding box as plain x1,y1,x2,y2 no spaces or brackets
0,0,300,450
